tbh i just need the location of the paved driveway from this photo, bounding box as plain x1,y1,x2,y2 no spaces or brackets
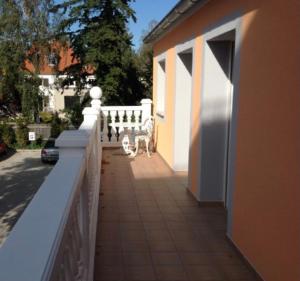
0,150,53,246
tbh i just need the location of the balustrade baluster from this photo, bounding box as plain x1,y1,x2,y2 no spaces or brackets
126,110,133,126
118,110,125,142
58,268,64,281
101,110,109,143
110,110,117,143
69,230,77,278
64,248,72,281
80,173,90,281
73,204,83,278
125,110,133,142
134,110,141,131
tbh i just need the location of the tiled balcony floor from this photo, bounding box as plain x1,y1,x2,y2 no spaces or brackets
94,149,259,281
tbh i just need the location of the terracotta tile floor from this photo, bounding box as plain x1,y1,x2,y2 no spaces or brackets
94,149,260,281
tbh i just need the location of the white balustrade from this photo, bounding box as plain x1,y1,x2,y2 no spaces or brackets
0,87,102,281
0,88,152,281
100,99,152,147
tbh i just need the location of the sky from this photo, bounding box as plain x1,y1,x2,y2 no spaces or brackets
128,0,178,49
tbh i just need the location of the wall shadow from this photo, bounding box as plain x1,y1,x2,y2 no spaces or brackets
0,154,53,245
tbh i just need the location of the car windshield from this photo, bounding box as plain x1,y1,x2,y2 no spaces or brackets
44,140,57,149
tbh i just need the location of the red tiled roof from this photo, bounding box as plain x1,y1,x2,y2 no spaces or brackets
24,43,94,75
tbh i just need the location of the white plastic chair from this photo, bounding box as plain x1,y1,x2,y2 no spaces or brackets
122,116,154,158
133,116,154,157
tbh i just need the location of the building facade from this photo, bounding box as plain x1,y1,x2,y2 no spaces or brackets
25,45,94,112
145,0,300,280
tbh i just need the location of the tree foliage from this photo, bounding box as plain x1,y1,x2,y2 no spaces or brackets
0,0,155,122
50,112,67,138
22,0,61,121
0,0,25,113
0,123,15,146
54,0,146,105
135,20,157,99
15,117,29,147
0,0,59,120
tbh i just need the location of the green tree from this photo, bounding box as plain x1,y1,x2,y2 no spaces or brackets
54,0,145,105
135,20,157,99
0,123,15,146
0,0,60,120
50,113,64,138
20,76,42,121
22,0,60,121
63,93,90,128
15,117,29,147
0,0,25,113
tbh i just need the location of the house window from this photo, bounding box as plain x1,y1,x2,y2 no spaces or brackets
48,53,57,67
41,78,49,87
64,96,80,110
157,59,166,118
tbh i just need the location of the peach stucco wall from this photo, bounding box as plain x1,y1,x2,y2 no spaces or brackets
153,49,176,166
152,0,300,280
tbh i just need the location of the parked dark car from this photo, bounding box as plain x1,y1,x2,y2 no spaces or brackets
0,140,7,155
41,139,59,163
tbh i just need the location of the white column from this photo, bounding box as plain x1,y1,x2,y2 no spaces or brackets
90,87,102,111
86,86,102,198
89,86,102,141
141,99,152,125
82,107,99,124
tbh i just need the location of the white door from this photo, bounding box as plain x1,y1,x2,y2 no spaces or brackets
199,40,234,204
173,51,193,171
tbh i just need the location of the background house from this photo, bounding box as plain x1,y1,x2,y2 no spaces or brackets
25,45,94,113
145,0,300,280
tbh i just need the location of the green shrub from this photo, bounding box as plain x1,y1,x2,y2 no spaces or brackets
50,113,67,138
0,123,15,146
36,136,43,146
15,118,29,148
28,137,45,149
64,103,83,129
39,112,53,123
51,123,61,138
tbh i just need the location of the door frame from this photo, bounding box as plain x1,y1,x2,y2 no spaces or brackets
173,38,195,172
197,14,242,238
155,52,167,122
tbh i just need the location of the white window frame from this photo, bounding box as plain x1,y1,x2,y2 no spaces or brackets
156,53,167,119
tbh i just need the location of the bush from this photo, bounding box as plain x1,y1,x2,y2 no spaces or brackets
50,113,67,138
15,118,29,148
39,112,53,123
28,137,45,149
35,136,43,146
0,123,15,146
64,103,83,129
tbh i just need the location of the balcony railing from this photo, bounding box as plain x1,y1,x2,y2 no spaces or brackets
101,99,152,146
0,87,152,281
